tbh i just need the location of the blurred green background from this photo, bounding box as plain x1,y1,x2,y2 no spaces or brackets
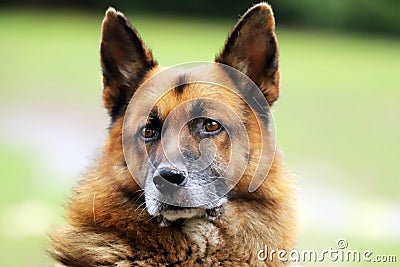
0,1,399,266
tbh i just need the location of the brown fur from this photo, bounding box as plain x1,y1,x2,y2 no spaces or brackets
49,3,296,266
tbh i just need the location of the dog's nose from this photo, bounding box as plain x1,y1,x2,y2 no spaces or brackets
153,168,187,193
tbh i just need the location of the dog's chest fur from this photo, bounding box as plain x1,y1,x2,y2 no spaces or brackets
183,219,221,257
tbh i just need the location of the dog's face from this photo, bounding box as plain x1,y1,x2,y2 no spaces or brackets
100,4,280,226
123,66,254,225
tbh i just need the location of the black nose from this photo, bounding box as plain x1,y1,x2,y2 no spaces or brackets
153,168,187,194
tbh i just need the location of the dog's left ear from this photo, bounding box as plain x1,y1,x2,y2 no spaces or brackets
216,3,280,105
101,7,156,119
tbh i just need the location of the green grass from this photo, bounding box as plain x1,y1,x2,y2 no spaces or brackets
276,30,400,198
0,8,399,267
0,146,65,266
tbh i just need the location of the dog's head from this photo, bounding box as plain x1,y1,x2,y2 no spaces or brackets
100,3,280,226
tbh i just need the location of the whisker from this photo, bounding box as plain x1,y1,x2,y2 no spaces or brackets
138,205,149,216
133,202,146,212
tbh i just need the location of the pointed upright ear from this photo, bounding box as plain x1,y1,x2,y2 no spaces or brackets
216,3,280,105
101,7,156,120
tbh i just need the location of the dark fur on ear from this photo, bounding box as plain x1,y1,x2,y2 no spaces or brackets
215,3,280,105
101,7,156,121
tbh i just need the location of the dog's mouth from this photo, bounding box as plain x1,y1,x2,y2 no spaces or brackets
152,206,223,227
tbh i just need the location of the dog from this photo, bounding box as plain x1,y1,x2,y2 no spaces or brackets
49,3,296,266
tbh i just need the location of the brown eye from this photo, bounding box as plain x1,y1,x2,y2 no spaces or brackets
204,119,221,133
141,126,157,140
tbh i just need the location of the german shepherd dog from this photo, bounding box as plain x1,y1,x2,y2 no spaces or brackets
50,3,296,266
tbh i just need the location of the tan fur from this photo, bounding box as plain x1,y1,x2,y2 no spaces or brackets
49,3,296,267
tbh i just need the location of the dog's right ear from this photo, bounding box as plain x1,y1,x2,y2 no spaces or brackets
101,7,156,120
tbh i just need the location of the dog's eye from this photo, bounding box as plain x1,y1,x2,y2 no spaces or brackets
141,126,157,140
204,119,222,133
